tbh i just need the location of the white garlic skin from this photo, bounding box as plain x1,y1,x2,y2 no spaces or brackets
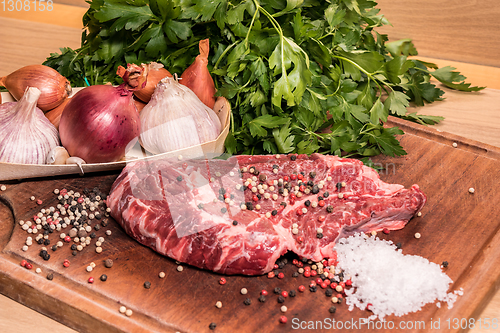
139,77,222,154
0,87,60,164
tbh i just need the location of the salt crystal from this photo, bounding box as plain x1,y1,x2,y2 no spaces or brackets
335,233,461,320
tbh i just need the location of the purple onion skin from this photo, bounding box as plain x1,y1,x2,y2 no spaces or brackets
59,85,140,163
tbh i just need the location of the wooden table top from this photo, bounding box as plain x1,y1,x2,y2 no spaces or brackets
1,2,499,333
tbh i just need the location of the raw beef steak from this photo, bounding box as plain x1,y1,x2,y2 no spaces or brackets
107,154,426,275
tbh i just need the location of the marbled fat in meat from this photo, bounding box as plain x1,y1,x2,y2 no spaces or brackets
107,154,426,275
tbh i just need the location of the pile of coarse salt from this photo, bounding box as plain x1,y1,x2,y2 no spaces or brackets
334,233,463,320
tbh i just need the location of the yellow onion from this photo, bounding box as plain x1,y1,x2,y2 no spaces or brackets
132,62,172,103
0,65,72,112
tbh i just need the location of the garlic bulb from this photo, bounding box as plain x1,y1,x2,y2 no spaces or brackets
0,87,60,164
46,146,70,165
139,77,222,154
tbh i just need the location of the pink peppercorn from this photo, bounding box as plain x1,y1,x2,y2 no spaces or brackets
283,176,289,181
318,216,326,222
296,261,303,268
25,262,33,270
297,174,303,180
296,209,303,216
64,236,71,242
330,282,337,289
219,277,226,285
304,266,311,272
292,259,298,265
345,279,352,287
310,270,317,277
274,264,279,269
382,228,390,234
279,316,287,324
20,260,27,267
321,282,328,289
298,285,306,292
277,272,285,279
182,163,188,169
267,272,275,279
281,291,288,298
296,236,303,243
88,277,94,283
36,199,43,205
252,195,259,202
318,200,325,207
299,185,305,192
290,174,297,180
309,281,316,287
261,290,268,296
303,271,310,278
316,278,323,284
77,197,84,204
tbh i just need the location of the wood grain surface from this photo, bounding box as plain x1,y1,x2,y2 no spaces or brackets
1,119,500,333
1,1,500,332
376,0,500,68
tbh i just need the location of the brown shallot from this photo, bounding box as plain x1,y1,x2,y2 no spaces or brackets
180,39,216,109
0,65,72,112
133,62,172,103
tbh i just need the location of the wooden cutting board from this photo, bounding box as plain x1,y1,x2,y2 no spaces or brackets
1,117,500,333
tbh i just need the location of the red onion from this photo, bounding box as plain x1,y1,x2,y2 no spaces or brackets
59,64,148,163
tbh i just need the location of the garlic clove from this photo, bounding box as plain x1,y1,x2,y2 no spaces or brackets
213,97,231,129
66,156,86,175
46,146,70,165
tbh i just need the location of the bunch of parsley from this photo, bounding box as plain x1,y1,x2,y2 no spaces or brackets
44,0,483,158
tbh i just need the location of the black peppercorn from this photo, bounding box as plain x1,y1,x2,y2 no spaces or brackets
396,242,402,249
329,306,336,314
100,274,107,282
323,191,330,198
94,224,101,231
309,285,317,292
312,185,320,194
209,322,217,330
198,203,204,209
317,233,323,239
309,171,316,178
144,281,151,289
271,210,278,216
259,174,267,182
243,298,252,305
37,238,43,245
290,155,297,161
258,295,266,302
292,272,299,278
280,202,287,208
72,251,77,256
326,205,334,213
51,245,57,251
274,287,281,294
325,289,333,297
219,188,226,195
176,175,183,181
336,182,342,191
289,290,296,297
46,273,54,281
304,200,311,207
44,239,50,246
307,180,314,187
442,261,449,268
317,196,323,201
233,220,238,226
221,207,227,213
277,296,285,303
